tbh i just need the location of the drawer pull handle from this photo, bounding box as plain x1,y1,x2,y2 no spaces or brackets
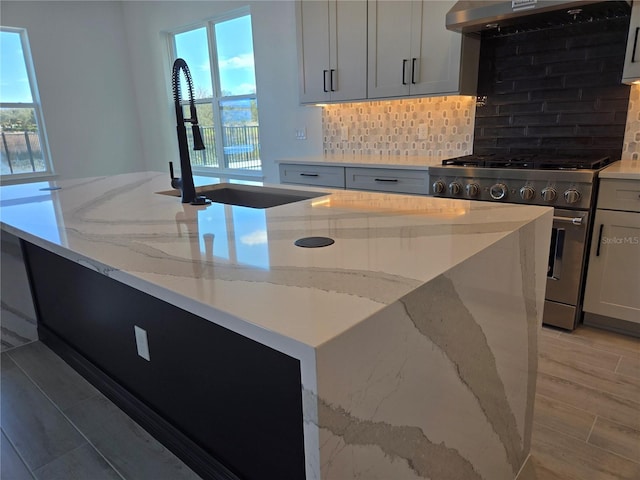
633,27,639,63
596,224,604,257
375,178,399,183
323,70,329,92
300,173,319,177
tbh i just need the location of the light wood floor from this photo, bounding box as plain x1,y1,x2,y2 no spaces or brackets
1,325,639,479
522,326,640,480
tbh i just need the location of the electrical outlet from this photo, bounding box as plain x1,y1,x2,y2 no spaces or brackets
417,123,428,140
134,326,151,361
295,127,307,140
341,126,349,141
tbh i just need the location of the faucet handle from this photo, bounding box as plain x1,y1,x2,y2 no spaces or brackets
169,162,180,189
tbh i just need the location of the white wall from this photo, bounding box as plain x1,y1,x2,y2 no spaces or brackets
1,1,322,183
121,0,322,183
1,1,146,180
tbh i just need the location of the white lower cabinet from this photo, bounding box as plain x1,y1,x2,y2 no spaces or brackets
280,163,429,195
345,167,429,194
583,178,640,334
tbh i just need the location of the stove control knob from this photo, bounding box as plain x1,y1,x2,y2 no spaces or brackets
520,185,536,201
449,182,462,195
490,183,508,200
432,181,446,194
564,189,581,204
466,183,480,197
541,187,557,202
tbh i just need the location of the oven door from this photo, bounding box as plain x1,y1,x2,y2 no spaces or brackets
544,209,590,329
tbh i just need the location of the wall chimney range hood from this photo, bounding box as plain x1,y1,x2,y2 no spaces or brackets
446,0,630,35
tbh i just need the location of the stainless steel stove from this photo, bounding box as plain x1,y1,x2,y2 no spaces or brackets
429,153,616,330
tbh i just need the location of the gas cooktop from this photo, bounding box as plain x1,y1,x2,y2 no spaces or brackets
442,154,612,171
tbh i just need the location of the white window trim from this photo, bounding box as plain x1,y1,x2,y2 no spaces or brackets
0,26,54,183
166,6,261,176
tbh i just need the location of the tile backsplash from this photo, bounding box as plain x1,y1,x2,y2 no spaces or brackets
623,84,640,161
322,96,476,158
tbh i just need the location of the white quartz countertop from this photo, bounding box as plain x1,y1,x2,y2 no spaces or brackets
0,171,550,352
599,159,640,180
277,153,450,169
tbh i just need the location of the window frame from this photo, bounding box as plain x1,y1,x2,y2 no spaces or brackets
0,26,54,183
167,7,261,177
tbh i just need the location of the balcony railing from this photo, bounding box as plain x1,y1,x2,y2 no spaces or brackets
1,131,46,175
189,125,261,171
1,125,261,176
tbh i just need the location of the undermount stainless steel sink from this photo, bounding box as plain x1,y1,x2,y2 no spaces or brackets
157,183,328,209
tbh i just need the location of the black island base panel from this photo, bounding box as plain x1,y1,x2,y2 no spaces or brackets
21,241,306,480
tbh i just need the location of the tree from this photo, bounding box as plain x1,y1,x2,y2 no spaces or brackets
0,108,37,131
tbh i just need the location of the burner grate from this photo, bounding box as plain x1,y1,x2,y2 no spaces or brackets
442,155,611,171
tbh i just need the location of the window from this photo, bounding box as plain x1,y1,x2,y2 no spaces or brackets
169,10,260,173
0,27,52,179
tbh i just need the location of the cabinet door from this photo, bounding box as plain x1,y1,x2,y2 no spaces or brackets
410,0,464,96
367,0,413,98
330,0,367,101
583,209,640,324
623,1,640,83
297,0,331,103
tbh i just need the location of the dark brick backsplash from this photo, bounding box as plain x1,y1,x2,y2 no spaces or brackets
475,15,631,160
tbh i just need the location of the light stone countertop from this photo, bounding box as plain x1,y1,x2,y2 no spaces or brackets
0,171,553,480
599,159,640,180
277,153,450,169
0,171,548,351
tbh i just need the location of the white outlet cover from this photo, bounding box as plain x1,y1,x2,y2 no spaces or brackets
134,325,151,361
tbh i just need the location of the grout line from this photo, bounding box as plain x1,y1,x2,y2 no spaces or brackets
7,346,128,480
540,367,640,403
536,420,640,466
557,329,640,358
585,415,597,443
585,416,640,466
535,392,599,419
1,426,37,480
614,355,623,374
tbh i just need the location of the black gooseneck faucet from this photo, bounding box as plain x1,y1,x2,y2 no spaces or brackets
169,58,208,205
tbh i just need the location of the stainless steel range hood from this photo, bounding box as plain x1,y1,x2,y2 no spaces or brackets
446,0,628,34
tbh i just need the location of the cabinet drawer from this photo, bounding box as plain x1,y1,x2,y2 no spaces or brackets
279,163,345,188
345,167,429,195
597,179,640,212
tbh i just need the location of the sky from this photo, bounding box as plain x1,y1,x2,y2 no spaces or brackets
0,31,33,103
1,14,256,105
174,15,256,98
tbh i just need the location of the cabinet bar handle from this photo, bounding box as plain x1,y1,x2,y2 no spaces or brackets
374,178,399,182
330,69,336,91
323,70,329,92
596,224,604,257
633,27,639,63
300,173,319,177
411,58,417,84
402,59,408,85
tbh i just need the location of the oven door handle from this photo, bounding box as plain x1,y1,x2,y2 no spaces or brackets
549,228,566,281
553,215,583,226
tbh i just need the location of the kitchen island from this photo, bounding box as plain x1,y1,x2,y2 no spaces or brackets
0,171,552,480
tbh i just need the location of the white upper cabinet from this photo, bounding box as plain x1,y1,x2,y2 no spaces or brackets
623,0,640,84
367,0,479,99
296,0,367,103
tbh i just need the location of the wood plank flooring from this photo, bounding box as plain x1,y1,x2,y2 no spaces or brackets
1,325,638,479
524,326,640,480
